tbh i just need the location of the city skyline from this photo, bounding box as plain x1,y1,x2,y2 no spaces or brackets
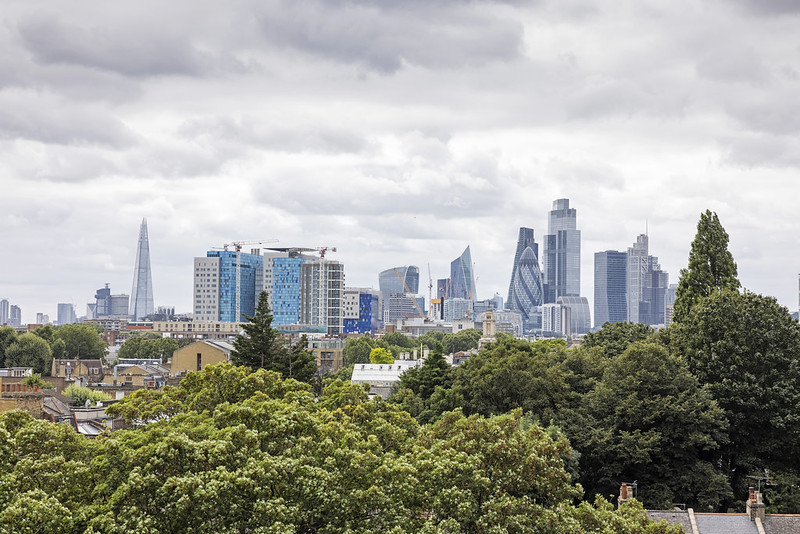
2,1,800,322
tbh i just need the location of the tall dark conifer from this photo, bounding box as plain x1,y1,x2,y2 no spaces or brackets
673,210,740,322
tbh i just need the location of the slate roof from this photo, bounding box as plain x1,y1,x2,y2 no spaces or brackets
695,514,759,534
647,511,800,534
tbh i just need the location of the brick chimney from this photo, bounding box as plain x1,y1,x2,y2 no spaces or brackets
746,487,765,521
618,483,634,507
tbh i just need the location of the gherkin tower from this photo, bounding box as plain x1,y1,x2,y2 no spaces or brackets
130,218,155,320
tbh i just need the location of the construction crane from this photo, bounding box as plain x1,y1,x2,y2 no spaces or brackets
223,239,279,252
264,246,336,259
427,263,434,319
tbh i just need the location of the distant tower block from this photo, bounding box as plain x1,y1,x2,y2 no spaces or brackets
130,218,155,320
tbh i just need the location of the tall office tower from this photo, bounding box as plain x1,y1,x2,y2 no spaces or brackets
57,303,76,325
543,199,581,303
194,250,263,322
507,245,544,331
9,305,22,327
506,227,538,304
594,251,628,327
0,299,9,325
557,296,591,335
36,313,49,325
627,234,669,325
130,218,155,320
378,266,421,323
450,246,477,301
300,258,345,335
343,288,381,334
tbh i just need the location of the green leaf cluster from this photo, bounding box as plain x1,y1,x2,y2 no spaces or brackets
0,364,682,533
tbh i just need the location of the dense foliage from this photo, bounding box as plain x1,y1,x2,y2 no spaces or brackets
0,364,681,533
231,290,316,382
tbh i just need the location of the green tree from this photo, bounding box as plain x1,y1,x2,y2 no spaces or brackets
63,384,112,406
583,321,654,358
283,334,317,382
118,335,178,363
49,338,66,363
230,290,281,369
673,209,740,322
666,290,800,509
21,373,55,390
428,336,569,421
390,350,453,423
0,325,17,367
342,335,378,366
32,324,56,345
573,342,730,510
55,323,108,360
369,347,394,364
5,333,53,374
441,328,481,354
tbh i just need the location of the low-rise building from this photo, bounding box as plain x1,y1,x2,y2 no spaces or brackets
350,360,421,399
170,340,233,376
51,359,104,383
308,338,346,374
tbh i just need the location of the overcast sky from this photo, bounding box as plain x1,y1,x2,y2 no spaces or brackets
2,0,800,325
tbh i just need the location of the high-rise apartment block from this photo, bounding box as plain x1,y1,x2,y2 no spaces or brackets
194,250,263,322
506,228,544,331
35,313,49,325
343,288,381,334
262,249,345,335
543,199,581,303
0,299,9,325
300,259,344,335
130,218,155,320
594,250,628,327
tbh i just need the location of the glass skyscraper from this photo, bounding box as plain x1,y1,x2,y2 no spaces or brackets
378,265,420,322
506,227,539,305
627,234,669,326
130,218,155,320
450,246,476,301
508,244,544,331
594,250,628,327
543,199,581,303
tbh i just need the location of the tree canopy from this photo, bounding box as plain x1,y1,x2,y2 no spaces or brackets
665,290,800,506
673,210,740,322
54,323,108,360
230,291,316,381
0,363,683,533
4,333,52,374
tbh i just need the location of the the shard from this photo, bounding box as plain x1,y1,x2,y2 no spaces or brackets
130,218,154,320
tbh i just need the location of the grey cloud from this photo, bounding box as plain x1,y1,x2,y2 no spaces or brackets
695,45,770,84
16,15,212,77
253,0,524,73
725,93,800,135
0,95,137,148
179,117,371,154
726,0,800,15
721,133,800,168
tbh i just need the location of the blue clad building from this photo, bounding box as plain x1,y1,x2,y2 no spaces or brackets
194,250,263,322
343,289,381,334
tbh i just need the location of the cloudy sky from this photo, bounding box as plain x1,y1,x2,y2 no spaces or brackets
2,0,800,324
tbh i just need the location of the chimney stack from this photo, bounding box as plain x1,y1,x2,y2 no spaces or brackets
618,483,634,507
746,487,766,521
